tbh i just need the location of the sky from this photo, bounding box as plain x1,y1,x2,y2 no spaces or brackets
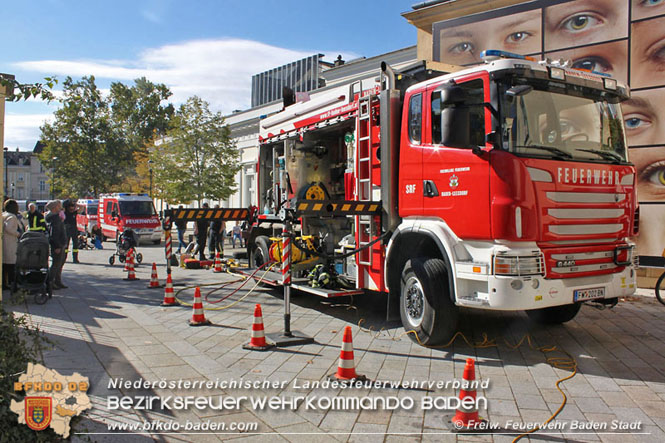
1,0,416,151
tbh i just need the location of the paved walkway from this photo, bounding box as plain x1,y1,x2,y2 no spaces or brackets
6,243,665,442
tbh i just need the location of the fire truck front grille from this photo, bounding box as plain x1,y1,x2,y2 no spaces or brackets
543,191,629,244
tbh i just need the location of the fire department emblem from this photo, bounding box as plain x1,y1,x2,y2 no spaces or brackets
449,174,459,188
25,397,52,431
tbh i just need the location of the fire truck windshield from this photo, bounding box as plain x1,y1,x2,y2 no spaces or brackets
87,205,98,216
119,201,156,216
499,82,628,164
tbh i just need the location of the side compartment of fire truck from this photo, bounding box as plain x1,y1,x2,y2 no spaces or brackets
250,97,383,298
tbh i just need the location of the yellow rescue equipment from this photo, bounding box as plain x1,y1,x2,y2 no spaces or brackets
268,235,318,264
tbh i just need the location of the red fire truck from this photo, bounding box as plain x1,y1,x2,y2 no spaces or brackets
99,193,162,244
243,50,638,344
76,198,99,236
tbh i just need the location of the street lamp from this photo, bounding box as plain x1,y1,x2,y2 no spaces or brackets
50,156,57,199
148,159,153,200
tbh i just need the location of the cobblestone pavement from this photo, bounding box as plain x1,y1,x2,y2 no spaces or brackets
5,242,665,442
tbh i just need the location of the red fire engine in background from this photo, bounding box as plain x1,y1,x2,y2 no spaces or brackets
76,198,99,236
99,193,162,245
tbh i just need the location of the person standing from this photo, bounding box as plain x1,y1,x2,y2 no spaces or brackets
45,200,68,290
232,223,242,248
62,199,80,263
2,199,24,290
208,204,225,259
27,202,46,232
175,205,188,254
193,202,210,261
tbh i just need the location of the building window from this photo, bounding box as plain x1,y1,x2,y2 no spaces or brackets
39,180,46,192
18,173,24,182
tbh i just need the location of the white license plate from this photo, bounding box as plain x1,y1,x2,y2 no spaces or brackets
574,287,605,302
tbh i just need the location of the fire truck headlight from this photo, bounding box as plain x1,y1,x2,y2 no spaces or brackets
493,254,545,277
510,280,523,291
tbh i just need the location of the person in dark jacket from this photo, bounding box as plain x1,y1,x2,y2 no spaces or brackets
208,204,224,259
27,202,46,232
175,205,188,254
45,200,68,289
62,199,80,263
193,202,209,261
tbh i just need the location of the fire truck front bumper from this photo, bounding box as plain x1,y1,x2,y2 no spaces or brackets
456,265,636,311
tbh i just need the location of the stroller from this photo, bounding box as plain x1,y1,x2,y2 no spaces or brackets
108,228,143,266
12,231,52,304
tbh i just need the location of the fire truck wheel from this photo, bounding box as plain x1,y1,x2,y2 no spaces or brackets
400,257,458,346
525,302,581,324
252,236,271,268
152,239,161,245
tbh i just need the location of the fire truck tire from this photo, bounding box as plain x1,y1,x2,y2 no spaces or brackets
252,236,271,268
525,302,581,324
400,257,458,346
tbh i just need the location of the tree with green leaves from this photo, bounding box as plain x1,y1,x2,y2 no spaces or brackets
38,76,175,196
39,76,132,196
110,77,174,192
152,96,240,206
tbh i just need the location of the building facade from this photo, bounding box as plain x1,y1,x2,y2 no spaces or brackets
3,142,50,203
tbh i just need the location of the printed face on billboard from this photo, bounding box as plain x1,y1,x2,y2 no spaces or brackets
630,16,665,89
546,40,628,82
631,0,665,21
544,0,628,51
437,9,541,65
433,0,665,258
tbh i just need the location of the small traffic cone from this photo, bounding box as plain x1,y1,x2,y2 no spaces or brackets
160,273,179,306
188,287,210,326
243,304,274,351
147,262,161,288
329,326,366,381
123,252,139,281
212,252,223,273
124,248,132,271
451,358,485,431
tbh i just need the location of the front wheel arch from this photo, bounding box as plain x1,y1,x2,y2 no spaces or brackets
386,230,456,307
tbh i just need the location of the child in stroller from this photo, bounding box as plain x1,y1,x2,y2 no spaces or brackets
12,231,52,304
108,228,143,266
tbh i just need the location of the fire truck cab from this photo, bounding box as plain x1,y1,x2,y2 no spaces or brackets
252,50,638,345
99,193,161,244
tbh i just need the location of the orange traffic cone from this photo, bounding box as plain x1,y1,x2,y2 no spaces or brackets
124,248,132,271
123,251,139,281
451,358,484,430
329,326,366,381
212,252,223,273
147,262,161,288
243,304,274,351
160,273,179,306
188,287,210,326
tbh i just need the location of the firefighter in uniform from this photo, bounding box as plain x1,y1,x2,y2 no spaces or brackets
27,202,46,232
62,199,80,263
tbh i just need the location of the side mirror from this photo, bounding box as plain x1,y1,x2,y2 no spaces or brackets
440,85,466,105
441,107,471,148
506,85,533,99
